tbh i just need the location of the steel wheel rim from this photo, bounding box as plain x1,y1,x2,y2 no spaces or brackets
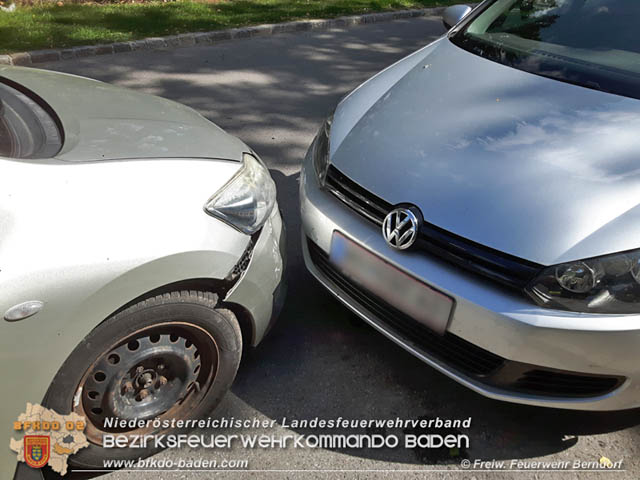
73,321,219,445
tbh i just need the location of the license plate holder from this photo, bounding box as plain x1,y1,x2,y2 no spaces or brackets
329,232,453,335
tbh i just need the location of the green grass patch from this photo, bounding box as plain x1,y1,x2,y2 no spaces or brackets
0,0,456,54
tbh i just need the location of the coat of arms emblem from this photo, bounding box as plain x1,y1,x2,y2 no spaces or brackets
24,435,50,469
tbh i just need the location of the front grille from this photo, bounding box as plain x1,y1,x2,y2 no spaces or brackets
307,237,625,398
324,165,542,290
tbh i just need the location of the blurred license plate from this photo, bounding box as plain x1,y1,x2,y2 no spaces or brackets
330,232,453,335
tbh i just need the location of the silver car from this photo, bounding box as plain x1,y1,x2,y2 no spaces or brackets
301,0,640,410
1,66,285,477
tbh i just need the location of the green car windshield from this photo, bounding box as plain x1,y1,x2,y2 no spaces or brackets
450,0,640,100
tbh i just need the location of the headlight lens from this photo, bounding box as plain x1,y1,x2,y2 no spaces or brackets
204,152,276,234
526,250,640,313
313,115,332,186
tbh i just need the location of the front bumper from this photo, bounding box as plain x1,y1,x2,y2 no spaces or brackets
225,204,287,346
300,149,640,411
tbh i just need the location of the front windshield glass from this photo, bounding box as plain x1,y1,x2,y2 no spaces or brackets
450,0,640,99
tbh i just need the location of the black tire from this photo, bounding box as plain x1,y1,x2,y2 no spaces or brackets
43,290,242,469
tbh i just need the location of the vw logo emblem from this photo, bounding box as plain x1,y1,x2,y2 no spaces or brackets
382,207,421,250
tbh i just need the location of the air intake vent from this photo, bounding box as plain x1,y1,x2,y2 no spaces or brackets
513,369,624,398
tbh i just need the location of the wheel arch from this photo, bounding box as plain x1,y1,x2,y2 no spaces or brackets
103,278,256,352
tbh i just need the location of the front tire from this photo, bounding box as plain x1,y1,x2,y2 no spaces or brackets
43,290,242,468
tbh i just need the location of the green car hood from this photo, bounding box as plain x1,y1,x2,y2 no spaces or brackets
0,66,245,162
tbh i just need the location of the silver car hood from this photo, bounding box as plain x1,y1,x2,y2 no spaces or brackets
0,66,246,162
331,38,640,266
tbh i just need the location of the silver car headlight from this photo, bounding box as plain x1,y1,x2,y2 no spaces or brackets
204,152,276,235
313,115,332,186
526,250,640,313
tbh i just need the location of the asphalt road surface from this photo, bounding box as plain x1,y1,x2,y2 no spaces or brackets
41,14,640,480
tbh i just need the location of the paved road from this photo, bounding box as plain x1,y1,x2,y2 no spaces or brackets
41,15,640,480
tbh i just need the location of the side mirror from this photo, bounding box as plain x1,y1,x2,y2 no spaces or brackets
442,4,472,30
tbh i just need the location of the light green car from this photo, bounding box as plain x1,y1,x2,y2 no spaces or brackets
0,66,286,478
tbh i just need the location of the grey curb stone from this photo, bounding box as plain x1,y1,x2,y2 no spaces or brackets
193,32,213,45
9,52,31,66
7,7,444,66
342,16,361,26
288,20,313,31
309,19,330,30
162,36,181,48
247,24,274,36
61,49,76,60
230,28,251,39
210,30,233,42
74,46,98,57
29,49,61,63
94,44,115,56
177,33,196,47
145,37,167,49
112,42,133,53
129,41,146,51
270,23,290,34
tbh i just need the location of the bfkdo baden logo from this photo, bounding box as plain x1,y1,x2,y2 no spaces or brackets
24,435,50,469
9,403,89,475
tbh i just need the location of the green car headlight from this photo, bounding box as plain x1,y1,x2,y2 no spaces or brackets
204,152,276,235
